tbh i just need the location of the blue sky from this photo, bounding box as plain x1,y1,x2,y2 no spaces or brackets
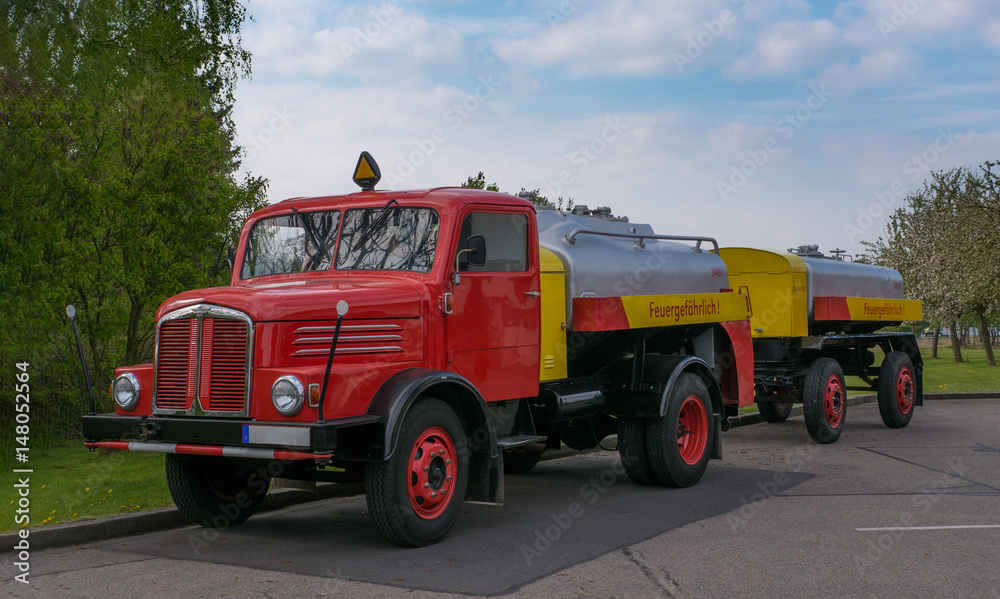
233,0,1000,255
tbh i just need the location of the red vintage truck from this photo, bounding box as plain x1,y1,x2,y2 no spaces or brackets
82,153,756,546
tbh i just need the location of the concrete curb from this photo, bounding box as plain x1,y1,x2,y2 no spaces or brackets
1,482,363,553
726,391,997,429
6,392,994,552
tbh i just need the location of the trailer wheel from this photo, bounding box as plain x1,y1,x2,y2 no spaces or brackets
503,442,545,474
365,398,469,547
758,402,793,423
165,454,270,528
646,373,713,488
803,358,846,444
877,351,916,429
617,418,657,485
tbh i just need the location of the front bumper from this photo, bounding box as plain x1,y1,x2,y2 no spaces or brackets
82,413,386,461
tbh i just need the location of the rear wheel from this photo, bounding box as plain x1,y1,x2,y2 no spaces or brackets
617,418,657,485
645,373,714,488
365,398,469,547
803,358,846,444
165,455,270,528
877,351,916,429
758,401,793,423
502,442,545,474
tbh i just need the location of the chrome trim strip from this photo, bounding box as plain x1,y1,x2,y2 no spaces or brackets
293,335,402,344
295,324,403,333
292,346,404,357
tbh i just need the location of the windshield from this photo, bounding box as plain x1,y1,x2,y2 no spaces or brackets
336,207,440,273
240,211,340,279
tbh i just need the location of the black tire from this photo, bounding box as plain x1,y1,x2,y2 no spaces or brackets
365,398,469,547
877,351,916,429
617,417,657,485
802,358,846,444
503,442,545,474
645,373,714,488
165,454,271,528
758,402,793,423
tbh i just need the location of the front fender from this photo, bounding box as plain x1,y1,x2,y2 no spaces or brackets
365,368,503,503
366,368,498,460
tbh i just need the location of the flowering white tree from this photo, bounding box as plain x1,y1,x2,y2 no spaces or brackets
864,164,999,366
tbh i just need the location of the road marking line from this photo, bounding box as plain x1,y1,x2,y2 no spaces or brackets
855,525,1000,532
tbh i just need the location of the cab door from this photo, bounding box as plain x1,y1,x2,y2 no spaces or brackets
445,209,541,402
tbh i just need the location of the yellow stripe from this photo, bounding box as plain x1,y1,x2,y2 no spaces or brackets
620,292,749,328
845,298,922,321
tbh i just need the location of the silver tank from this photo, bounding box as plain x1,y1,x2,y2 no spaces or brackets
798,255,904,319
536,208,730,322
788,245,903,319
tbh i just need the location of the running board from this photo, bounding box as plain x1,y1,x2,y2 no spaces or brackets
497,434,548,449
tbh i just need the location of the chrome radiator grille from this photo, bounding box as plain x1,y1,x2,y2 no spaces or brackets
154,305,252,416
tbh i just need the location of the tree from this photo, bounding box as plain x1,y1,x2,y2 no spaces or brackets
863,164,1000,365
460,173,575,210
462,171,500,192
0,0,266,457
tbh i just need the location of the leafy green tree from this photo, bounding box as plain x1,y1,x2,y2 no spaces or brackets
0,0,266,457
462,171,500,192
460,173,575,210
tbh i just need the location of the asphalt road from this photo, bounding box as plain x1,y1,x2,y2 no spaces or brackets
3,398,999,599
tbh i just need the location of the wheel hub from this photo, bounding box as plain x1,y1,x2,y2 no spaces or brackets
676,396,708,466
824,376,844,428
408,427,456,519
896,367,914,414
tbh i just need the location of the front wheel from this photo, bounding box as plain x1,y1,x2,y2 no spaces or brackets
366,398,469,547
165,455,271,528
877,351,916,429
645,373,714,488
802,358,846,444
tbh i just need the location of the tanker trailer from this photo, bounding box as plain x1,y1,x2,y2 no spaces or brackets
528,205,756,485
718,245,923,443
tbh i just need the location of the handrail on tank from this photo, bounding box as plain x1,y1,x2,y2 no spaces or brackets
561,228,719,253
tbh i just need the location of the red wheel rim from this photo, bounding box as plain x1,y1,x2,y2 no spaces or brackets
407,427,457,519
896,366,914,415
824,375,844,428
677,396,708,466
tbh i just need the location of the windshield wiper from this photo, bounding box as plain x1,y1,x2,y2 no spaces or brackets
291,207,326,268
351,199,398,252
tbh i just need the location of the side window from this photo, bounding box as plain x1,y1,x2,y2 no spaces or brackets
457,212,528,273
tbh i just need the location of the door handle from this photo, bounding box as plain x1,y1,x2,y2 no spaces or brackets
524,290,540,299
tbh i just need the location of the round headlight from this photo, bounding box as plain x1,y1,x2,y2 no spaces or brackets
271,375,305,416
113,372,141,411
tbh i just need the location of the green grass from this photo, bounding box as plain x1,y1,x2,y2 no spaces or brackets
0,444,172,533
3,346,997,532
738,346,998,413
917,347,1000,393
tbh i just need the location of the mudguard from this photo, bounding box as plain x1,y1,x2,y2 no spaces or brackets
365,368,503,503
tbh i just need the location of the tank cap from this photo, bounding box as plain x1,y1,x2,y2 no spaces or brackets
788,244,824,258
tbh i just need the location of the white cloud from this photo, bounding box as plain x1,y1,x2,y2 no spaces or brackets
729,18,843,77
985,19,1000,51
492,0,742,76
816,47,921,92
244,2,468,83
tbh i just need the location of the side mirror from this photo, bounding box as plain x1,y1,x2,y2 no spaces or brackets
466,235,486,267
452,235,487,284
